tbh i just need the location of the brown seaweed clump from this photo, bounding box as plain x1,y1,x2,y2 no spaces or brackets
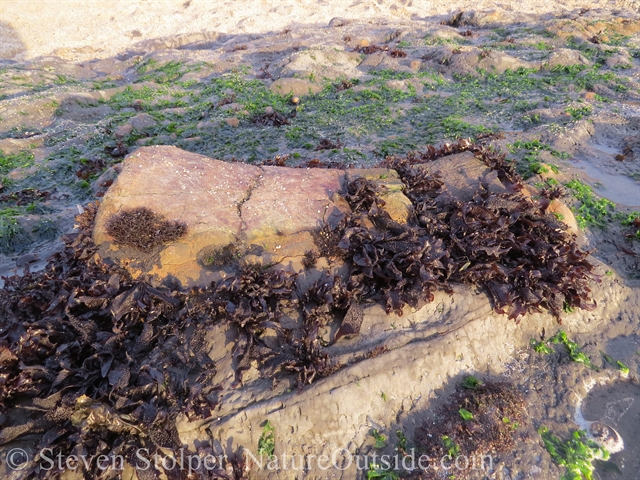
373,139,595,320
251,110,291,126
354,44,389,54
413,378,527,479
389,48,407,58
105,207,187,252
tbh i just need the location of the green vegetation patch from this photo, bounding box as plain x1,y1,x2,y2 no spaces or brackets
135,59,188,84
600,352,630,375
508,139,566,178
565,180,615,229
257,420,276,457
0,215,28,254
531,331,598,369
565,105,592,120
550,330,597,369
0,149,35,176
618,212,640,240
538,426,608,480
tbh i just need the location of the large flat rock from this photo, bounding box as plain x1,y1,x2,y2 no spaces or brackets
93,146,412,287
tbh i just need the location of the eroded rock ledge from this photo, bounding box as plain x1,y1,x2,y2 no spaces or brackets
87,143,628,480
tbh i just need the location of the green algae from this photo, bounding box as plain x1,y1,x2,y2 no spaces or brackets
539,426,608,480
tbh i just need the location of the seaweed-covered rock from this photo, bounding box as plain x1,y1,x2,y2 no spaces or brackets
94,146,558,290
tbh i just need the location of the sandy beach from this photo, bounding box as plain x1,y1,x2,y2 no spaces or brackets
2,0,639,61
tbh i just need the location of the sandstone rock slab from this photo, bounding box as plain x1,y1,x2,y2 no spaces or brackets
93,146,411,287
93,146,261,286
544,48,591,70
425,46,537,75
241,166,345,241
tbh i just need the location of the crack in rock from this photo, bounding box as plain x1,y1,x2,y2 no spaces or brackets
235,167,265,240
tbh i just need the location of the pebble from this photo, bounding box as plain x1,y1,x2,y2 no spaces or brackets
16,253,39,268
328,17,350,28
225,118,240,127
115,123,133,138
130,113,157,131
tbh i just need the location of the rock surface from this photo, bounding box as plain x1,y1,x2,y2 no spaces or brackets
270,78,323,96
93,147,423,285
94,146,413,286
178,270,633,480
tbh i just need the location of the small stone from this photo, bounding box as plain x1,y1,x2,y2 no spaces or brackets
543,48,590,70
225,118,240,127
115,123,133,138
270,78,323,97
265,106,274,114
197,121,218,130
129,113,157,131
218,102,243,112
386,80,406,91
16,253,39,268
329,17,350,28
359,52,385,68
546,199,579,235
593,84,618,98
358,39,370,48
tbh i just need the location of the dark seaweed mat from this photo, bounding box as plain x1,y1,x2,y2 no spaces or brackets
0,205,225,479
412,380,527,479
0,140,597,478
320,163,594,320
376,139,596,320
105,207,187,253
